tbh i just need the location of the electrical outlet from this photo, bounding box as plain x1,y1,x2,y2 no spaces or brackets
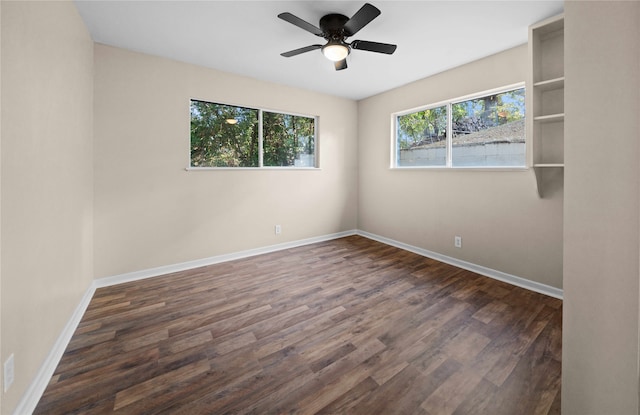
454,236,462,248
4,354,14,392
275,225,282,235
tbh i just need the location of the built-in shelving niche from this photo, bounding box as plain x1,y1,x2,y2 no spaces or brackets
527,13,564,197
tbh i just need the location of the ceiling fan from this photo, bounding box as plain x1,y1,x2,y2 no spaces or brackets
277,3,397,71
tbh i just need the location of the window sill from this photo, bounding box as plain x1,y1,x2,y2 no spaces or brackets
185,167,321,171
391,166,529,172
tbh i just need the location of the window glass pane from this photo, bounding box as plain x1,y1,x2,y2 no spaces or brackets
263,112,316,167
190,100,259,167
396,106,447,167
451,88,525,167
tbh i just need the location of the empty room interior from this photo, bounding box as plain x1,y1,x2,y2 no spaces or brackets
1,0,639,414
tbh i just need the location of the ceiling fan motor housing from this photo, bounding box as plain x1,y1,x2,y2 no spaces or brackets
319,14,350,40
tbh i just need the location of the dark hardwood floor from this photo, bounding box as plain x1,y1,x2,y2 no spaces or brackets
34,236,561,414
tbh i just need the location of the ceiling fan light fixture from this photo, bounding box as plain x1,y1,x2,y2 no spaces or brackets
322,41,349,62
278,4,395,71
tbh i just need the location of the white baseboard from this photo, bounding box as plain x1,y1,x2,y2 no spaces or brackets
16,227,561,414
95,230,358,288
96,228,562,299
356,230,563,300
12,284,96,415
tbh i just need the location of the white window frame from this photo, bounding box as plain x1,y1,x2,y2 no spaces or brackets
188,99,319,170
391,82,526,170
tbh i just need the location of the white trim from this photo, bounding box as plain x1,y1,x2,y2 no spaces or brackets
189,98,318,122
258,109,264,168
390,113,397,168
96,229,563,300
12,284,96,415
185,167,321,172
446,102,453,166
356,230,563,300
391,166,529,172
95,230,357,288
393,82,525,118
97,228,562,297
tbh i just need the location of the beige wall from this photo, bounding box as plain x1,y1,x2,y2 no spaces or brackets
563,1,640,413
93,45,358,279
357,45,564,289
0,1,94,413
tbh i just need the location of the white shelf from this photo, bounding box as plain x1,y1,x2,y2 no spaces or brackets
534,77,565,92
534,163,565,168
534,113,565,123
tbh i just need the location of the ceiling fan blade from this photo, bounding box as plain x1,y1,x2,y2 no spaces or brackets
351,40,397,54
334,59,348,71
343,3,381,36
281,44,322,58
278,12,323,36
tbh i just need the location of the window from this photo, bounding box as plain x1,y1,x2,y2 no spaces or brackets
190,100,316,168
263,111,315,167
190,101,259,167
394,85,525,168
397,105,447,167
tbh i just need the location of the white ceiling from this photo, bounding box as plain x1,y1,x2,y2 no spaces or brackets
74,1,564,101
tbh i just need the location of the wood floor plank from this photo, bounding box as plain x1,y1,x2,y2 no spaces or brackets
113,358,211,410
352,365,431,415
472,300,509,324
34,235,561,415
166,330,213,354
421,366,484,415
259,337,387,415
315,376,380,414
